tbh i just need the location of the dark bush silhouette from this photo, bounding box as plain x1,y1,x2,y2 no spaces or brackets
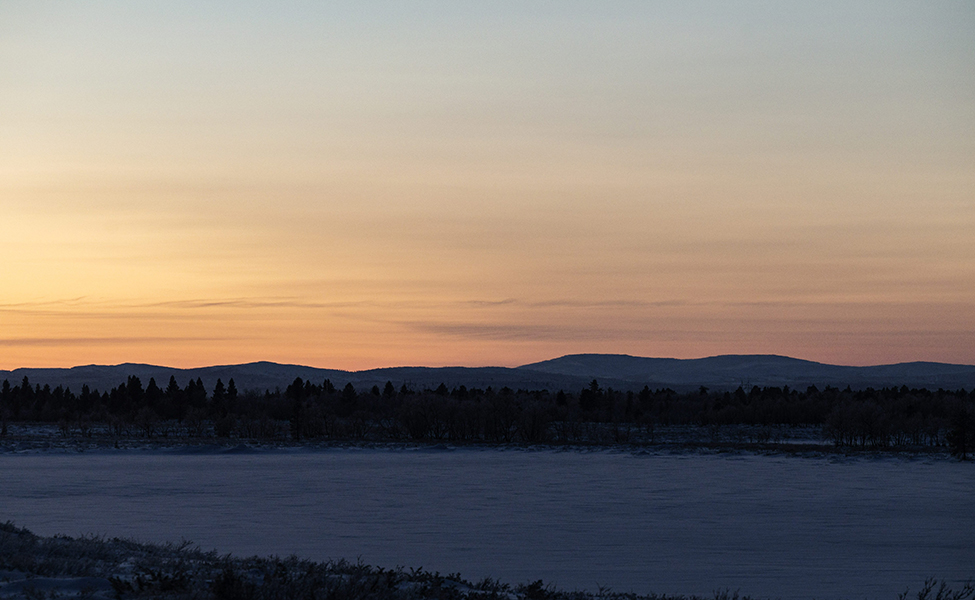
947,405,975,459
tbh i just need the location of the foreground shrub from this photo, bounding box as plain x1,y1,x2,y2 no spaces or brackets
1,523,970,600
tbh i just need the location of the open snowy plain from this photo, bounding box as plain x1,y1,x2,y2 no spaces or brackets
1,447,971,600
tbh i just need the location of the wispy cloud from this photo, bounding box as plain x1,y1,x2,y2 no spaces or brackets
462,298,518,307
522,299,690,309
0,297,383,314
404,322,569,341
0,296,693,314
0,336,224,347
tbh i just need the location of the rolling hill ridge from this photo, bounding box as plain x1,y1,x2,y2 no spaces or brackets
3,354,975,394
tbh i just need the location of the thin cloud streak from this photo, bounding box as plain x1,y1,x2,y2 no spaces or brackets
0,296,691,315
4,296,970,315
0,337,225,347
405,322,568,342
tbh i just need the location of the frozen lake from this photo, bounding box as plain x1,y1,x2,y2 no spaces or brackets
1,447,971,599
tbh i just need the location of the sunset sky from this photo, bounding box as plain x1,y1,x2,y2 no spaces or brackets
2,1,973,370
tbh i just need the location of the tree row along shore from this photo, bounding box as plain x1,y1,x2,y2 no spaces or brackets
1,375,974,457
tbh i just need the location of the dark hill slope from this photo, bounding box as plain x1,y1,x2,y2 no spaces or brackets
0,363,611,395
4,354,974,394
519,354,975,390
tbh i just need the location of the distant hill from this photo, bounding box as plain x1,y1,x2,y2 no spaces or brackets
2,354,974,394
0,362,349,396
0,362,614,395
519,354,975,391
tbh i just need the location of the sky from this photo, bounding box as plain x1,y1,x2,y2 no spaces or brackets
1,1,973,370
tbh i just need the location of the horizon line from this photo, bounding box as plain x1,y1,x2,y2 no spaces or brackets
3,352,975,374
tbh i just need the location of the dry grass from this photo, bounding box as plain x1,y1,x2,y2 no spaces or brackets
1,523,970,600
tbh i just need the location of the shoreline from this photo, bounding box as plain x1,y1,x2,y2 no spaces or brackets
0,423,957,460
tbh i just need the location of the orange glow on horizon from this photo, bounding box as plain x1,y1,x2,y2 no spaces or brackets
2,2,973,370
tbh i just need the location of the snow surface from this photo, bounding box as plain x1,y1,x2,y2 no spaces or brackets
0,572,113,599
0,447,971,599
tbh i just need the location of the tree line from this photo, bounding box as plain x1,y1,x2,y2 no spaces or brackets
1,375,973,456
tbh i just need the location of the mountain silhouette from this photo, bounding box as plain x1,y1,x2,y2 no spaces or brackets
3,354,974,393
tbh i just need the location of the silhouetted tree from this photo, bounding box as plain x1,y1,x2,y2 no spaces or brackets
948,405,975,459
211,379,227,417
127,376,144,406
1,380,10,415
579,380,601,413
145,378,162,411
185,378,207,411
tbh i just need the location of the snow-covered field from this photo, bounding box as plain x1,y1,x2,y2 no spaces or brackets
1,447,971,600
